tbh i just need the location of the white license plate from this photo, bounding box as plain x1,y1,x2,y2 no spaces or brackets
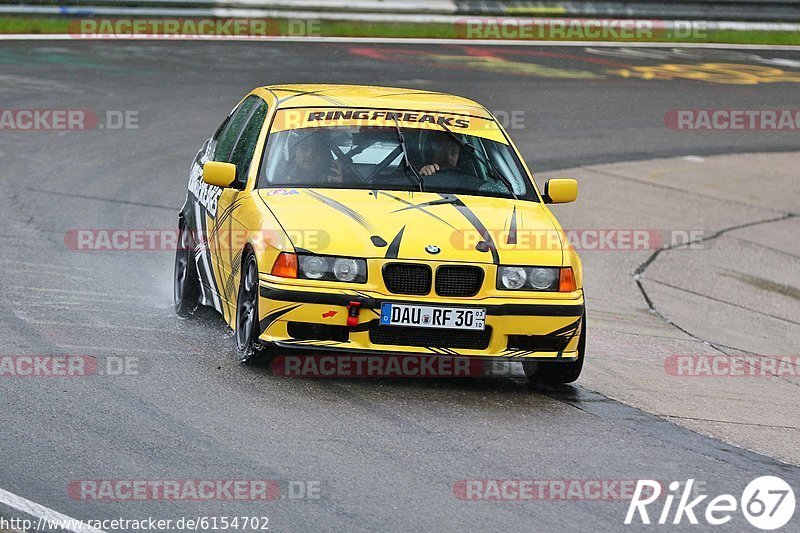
380,303,486,331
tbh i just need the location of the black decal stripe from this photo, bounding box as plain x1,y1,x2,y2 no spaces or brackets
306,190,376,233
507,206,518,245
280,340,346,347
392,197,460,213
217,195,243,223
224,249,244,301
506,320,582,355
350,321,372,332
483,304,584,316
261,287,377,308
194,200,222,311
385,226,405,259
352,290,372,298
373,90,449,99
548,317,582,337
380,192,461,232
210,203,235,319
258,304,301,334
204,196,245,317
273,87,349,107
209,197,245,243
443,194,500,264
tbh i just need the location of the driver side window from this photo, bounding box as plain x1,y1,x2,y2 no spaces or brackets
211,96,259,163
229,101,268,180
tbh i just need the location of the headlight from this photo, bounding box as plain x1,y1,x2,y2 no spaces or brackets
301,255,327,280
298,254,366,283
496,266,564,291
530,267,558,290
499,266,527,290
333,258,360,282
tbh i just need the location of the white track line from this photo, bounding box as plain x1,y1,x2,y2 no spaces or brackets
1,34,799,50
0,486,106,533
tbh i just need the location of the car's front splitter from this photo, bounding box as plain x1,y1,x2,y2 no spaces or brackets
256,282,584,360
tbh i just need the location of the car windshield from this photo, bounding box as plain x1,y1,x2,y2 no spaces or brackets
258,124,539,201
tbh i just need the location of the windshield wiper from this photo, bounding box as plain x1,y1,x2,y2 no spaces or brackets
437,123,518,200
392,117,424,192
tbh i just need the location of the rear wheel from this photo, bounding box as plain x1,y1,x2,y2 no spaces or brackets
523,315,586,386
174,220,199,317
235,253,268,365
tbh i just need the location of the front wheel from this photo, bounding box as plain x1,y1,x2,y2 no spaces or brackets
174,221,200,317
523,315,586,386
235,253,268,365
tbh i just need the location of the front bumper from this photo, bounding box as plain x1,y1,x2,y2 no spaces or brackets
257,281,584,360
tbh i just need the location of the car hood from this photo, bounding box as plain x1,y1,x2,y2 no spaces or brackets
257,188,564,265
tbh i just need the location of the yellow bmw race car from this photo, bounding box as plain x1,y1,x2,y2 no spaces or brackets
174,84,585,384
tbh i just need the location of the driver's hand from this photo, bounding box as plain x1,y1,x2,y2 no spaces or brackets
420,164,439,176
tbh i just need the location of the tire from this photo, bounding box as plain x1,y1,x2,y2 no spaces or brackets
523,314,586,386
235,253,269,365
174,220,200,317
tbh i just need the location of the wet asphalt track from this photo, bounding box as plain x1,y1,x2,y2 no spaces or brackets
1,41,799,531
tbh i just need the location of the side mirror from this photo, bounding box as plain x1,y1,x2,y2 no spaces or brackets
543,178,578,204
202,161,239,189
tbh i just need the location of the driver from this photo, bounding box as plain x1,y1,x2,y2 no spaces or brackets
285,130,343,184
419,135,461,176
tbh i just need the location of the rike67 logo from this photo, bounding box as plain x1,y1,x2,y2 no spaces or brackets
626,477,795,530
